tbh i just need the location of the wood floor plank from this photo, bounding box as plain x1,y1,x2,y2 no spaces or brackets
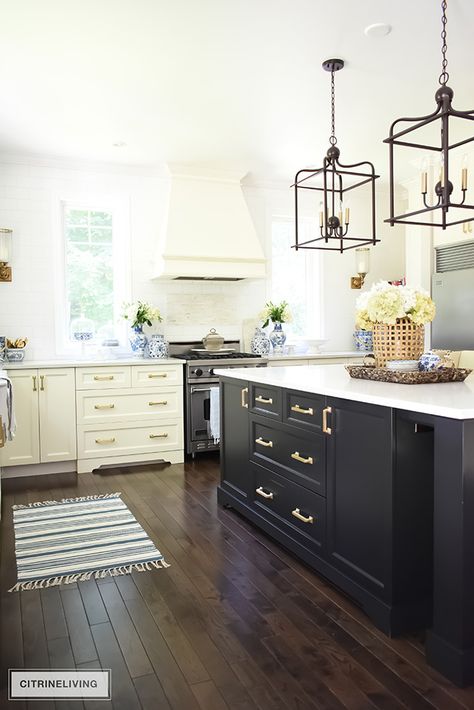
90,622,141,710
60,587,98,664
133,672,172,710
47,635,84,710
77,580,109,626
40,588,68,641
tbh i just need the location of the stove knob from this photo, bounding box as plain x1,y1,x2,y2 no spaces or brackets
209,368,214,376
194,368,203,377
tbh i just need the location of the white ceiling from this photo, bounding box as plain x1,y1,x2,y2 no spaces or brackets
0,0,473,180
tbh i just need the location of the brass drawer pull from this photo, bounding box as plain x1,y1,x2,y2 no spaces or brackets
241,387,248,408
256,486,274,500
94,375,114,381
149,400,168,406
148,372,167,378
95,437,116,444
255,395,273,404
322,406,332,435
255,437,273,448
32,375,37,392
292,508,314,524
40,375,45,391
94,403,115,410
149,432,168,438
291,451,313,465
291,404,314,416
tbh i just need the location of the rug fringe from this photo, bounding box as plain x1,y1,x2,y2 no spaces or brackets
8,557,169,592
12,492,122,510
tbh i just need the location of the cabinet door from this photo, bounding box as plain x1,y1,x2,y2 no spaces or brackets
39,368,77,462
0,370,40,466
326,397,393,599
220,379,250,501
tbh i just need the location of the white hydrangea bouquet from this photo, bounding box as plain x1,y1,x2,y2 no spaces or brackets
260,300,292,327
356,282,436,367
356,281,435,330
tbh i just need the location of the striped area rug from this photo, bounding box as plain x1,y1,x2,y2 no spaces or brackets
9,492,169,592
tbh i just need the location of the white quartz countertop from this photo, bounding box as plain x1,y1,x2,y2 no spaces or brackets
3,357,185,369
267,351,367,361
214,364,474,420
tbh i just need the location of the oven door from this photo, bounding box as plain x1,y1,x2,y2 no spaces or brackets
188,383,219,448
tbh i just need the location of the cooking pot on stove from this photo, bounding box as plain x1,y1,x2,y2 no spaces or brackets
202,328,225,351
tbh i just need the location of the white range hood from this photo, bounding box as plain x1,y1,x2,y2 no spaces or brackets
154,167,266,280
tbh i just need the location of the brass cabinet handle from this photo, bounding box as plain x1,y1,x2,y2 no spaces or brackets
291,451,313,465
241,387,248,408
32,375,37,392
94,403,115,410
148,372,167,378
291,404,314,416
40,375,45,391
292,508,314,524
94,374,114,381
256,486,274,500
149,400,168,406
149,432,168,438
95,437,116,444
255,436,273,448
255,395,273,404
322,406,332,435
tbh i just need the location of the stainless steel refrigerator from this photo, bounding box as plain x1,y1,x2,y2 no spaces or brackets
432,267,474,349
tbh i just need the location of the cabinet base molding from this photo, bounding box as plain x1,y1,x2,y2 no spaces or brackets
77,450,184,474
1,460,76,479
426,632,474,688
218,485,431,637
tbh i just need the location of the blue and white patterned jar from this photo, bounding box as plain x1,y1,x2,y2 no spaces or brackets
148,334,169,359
251,327,271,356
269,322,286,353
353,329,373,352
129,325,148,358
419,351,441,371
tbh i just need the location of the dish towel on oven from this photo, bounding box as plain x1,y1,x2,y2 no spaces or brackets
209,386,220,444
0,370,16,441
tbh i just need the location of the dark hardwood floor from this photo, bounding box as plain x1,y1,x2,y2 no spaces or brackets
2,456,474,710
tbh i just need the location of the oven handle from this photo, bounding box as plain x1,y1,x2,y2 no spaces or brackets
191,386,217,393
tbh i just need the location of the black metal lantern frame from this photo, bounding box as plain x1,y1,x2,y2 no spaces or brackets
384,0,474,230
292,59,380,253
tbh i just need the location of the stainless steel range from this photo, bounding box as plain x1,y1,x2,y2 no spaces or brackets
169,341,268,457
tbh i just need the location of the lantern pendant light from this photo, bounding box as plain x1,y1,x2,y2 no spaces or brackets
292,58,380,253
385,0,474,230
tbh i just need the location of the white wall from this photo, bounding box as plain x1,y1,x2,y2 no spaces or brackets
0,155,405,358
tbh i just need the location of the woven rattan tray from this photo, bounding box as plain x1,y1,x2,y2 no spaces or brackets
345,365,472,385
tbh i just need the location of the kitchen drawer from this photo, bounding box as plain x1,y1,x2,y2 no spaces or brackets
283,389,325,432
250,415,326,496
77,420,182,459
132,364,182,388
249,383,281,419
76,366,131,390
251,463,325,554
76,386,183,425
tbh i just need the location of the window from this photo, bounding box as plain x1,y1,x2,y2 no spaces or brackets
58,201,130,349
269,218,323,339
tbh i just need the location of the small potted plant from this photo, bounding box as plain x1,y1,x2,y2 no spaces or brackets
260,301,292,353
122,301,163,357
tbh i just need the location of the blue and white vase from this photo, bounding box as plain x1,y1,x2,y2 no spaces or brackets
129,325,148,358
419,351,441,371
269,322,286,353
148,334,169,359
251,327,271,356
353,329,373,352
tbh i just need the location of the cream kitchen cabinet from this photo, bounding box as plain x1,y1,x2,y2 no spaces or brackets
0,368,76,467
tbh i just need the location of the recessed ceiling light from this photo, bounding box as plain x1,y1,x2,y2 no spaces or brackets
364,23,392,39
112,141,126,148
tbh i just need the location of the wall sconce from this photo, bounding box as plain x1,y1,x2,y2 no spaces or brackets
0,228,12,282
351,247,370,289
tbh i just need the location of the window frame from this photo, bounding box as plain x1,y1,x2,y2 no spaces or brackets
267,214,324,341
53,194,131,355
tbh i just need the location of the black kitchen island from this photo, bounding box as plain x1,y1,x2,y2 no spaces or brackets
215,364,474,687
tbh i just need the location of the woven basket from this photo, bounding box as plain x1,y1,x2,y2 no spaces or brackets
372,318,424,367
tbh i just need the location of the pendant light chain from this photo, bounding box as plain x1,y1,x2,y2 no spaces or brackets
329,69,337,146
439,0,449,86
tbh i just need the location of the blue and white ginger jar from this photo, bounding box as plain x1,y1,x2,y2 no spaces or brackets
251,327,271,356
129,325,148,358
419,351,441,371
353,329,373,352
269,322,286,353
148,334,169,359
